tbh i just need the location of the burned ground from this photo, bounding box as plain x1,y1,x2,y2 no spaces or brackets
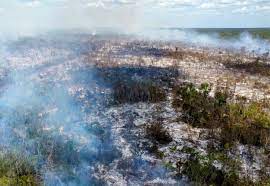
0,33,269,185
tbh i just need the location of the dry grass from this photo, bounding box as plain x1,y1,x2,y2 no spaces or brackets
224,59,270,77
112,80,166,104
145,118,172,145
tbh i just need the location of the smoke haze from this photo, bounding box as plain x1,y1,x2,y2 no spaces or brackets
0,1,269,185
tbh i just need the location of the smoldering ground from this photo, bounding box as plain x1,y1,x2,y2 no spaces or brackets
1,28,269,185
0,35,118,185
0,34,182,185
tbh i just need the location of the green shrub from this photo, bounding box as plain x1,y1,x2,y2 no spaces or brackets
180,149,242,186
172,83,229,128
179,148,262,186
221,102,270,147
173,82,270,148
0,152,40,186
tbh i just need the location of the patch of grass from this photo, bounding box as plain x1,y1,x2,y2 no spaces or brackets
221,102,270,147
181,149,216,184
172,82,229,128
112,80,166,104
95,66,182,105
180,147,270,186
173,82,270,148
35,135,80,166
182,155,227,185
95,66,180,88
164,161,175,170
156,150,165,159
169,146,177,153
146,119,172,145
0,152,40,186
180,149,252,186
225,60,270,77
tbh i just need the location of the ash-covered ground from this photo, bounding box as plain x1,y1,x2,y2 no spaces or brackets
0,32,269,185
0,33,186,185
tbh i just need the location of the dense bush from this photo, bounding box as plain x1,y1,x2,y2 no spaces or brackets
181,152,235,185
178,148,266,186
172,83,229,128
221,102,270,147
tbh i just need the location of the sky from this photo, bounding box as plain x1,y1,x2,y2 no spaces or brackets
0,0,270,36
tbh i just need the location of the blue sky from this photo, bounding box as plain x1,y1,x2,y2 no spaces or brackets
0,0,270,35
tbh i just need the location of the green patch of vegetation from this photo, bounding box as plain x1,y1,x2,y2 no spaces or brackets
180,148,251,186
221,102,270,147
0,152,40,186
173,83,270,148
164,161,175,170
182,155,227,185
179,147,270,186
172,82,229,128
181,146,197,154
156,150,165,159
169,146,177,153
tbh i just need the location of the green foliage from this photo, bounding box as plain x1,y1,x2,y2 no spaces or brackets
0,152,40,186
180,149,241,186
179,147,265,186
156,150,165,159
169,146,177,153
231,102,270,129
0,176,38,186
172,82,229,128
221,102,270,147
164,161,174,170
173,83,270,148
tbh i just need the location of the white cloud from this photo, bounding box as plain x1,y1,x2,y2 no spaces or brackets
200,2,216,9
232,6,249,13
255,5,270,11
86,1,106,8
0,0,269,35
10,0,270,13
24,0,41,7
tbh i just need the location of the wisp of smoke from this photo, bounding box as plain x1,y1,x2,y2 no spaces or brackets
0,38,117,185
136,29,270,54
